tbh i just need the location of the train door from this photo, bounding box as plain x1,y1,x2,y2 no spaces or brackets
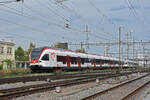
66,56,70,67
100,60,102,68
77,57,81,68
94,59,96,67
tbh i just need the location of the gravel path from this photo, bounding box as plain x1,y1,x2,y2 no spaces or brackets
12,73,145,100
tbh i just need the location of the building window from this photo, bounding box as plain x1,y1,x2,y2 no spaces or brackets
7,47,12,54
0,47,4,54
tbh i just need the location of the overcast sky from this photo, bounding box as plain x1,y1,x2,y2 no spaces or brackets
0,0,150,57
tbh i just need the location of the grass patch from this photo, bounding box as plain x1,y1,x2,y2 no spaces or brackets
0,69,31,78
54,69,64,75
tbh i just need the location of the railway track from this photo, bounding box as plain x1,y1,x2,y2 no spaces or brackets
0,71,135,100
0,69,148,85
81,73,150,100
121,77,150,100
0,72,114,84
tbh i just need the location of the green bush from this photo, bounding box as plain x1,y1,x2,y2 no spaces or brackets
10,70,19,75
115,70,120,74
54,69,63,75
0,64,3,70
0,71,5,77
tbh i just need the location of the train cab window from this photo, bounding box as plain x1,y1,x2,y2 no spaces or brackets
42,54,49,61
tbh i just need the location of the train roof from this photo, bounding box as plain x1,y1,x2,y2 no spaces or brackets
33,46,123,61
32,46,50,51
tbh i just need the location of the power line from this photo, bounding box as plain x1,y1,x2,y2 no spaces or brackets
0,30,51,43
36,0,70,23
0,7,98,42
86,0,118,40
87,0,117,28
23,2,115,41
51,0,117,41
0,5,85,41
124,0,144,24
1,0,118,44
0,0,22,4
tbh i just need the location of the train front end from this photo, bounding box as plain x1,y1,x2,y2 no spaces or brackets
30,47,47,72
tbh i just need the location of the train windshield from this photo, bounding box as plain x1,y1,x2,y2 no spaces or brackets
31,49,42,60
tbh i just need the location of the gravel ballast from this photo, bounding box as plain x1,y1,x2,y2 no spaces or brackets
12,73,146,100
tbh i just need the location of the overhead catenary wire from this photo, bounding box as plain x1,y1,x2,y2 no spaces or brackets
86,0,118,40
124,0,144,24
35,0,70,23
0,30,51,43
0,9,96,44
124,0,150,40
87,0,117,28
2,3,114,41
0,0,22,4
1,0,119,49
51,0,117,41
23,0,117,42
0,5,85,41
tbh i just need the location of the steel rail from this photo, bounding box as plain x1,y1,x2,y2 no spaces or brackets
0,69,148,85
0,72,114,84
121,79,150,100
81,73,150,100
0,72,132,100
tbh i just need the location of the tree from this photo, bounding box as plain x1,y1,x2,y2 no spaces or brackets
24,51,29,61
52,43,68,50
0,64,3,70
28,42,35,54
24,42,36,61
15,43,35,61
75,48,86,53
15,46,25,61
3,59,14,69
3,59,13,66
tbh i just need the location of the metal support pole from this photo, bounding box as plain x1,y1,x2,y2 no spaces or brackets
126,32,129,60
118,27,121,68
86,25,89,52
81,42,83,50
133,36,135,60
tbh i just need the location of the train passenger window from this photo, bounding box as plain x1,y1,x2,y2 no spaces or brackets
57,55,66,64
81,58,85,64
42,54,49,61
96,59,100,64
71,57,75,64
57,56,63,62
85,58,89,63
63,60,66,64
91,59,94,65
102,60,105,64
74,57,78,64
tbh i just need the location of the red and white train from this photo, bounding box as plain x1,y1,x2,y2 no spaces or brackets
30,46,137,72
